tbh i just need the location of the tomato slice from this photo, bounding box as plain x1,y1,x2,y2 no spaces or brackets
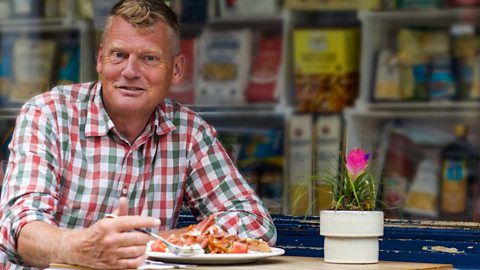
228,241,248,254
151,240,167,252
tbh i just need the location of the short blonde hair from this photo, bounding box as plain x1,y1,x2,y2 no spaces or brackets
103,0,180,55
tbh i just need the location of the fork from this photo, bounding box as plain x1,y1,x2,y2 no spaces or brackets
105,214,204,257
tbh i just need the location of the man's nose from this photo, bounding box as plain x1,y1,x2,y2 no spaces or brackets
122,56,140,78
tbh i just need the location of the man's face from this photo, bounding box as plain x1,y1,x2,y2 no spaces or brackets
96,16,183,118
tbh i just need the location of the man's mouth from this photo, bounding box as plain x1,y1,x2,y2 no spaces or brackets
119,86,145,91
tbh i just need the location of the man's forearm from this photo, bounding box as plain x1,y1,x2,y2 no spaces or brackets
17,221,71,268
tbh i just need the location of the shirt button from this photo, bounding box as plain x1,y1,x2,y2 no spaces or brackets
122,188,128,195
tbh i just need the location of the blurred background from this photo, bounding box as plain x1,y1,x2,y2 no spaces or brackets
0,0,480,224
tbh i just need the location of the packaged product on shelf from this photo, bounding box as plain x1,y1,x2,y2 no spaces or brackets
10,0,43,18
403,159,439,218
10,36,56,103
0,0,11,19
258,160,284,214
43,0,61,18
373,49,402,101
395,0,445,9
450,23,477,100
313,114,342,213
92,0,118,30
381,128,415,218
294,27,359,112
428,56,456,100
168,38,195,105
195,29,252,105
77,0,93,19
474,174,480,222
396,28,449,101
447,0,480,7
439,124,479,221
0,34,15,106
218,0,280,17
218,131,245,164
285,0,381,10
218,127,285,214
219,131,260,194
57,35,80,85
177,0,208,23
287,114,313,216
245,34,282,103
0,114,15,195
470,54,480,99
0,159,5,183
0,116,15,160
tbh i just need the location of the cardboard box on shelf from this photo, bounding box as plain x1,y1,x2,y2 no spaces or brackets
313,114,342,213
287,114,313,216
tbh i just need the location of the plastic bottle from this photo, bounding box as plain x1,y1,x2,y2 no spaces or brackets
439,124,479,221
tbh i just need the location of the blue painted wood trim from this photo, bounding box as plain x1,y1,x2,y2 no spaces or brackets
178,213,480,269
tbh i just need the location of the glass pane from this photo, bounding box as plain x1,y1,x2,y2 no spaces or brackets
2,0,480,226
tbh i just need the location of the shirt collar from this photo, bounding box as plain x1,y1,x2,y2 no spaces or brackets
154,103,176,136
85,81,176,138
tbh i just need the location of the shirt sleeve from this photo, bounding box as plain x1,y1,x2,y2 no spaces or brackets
184,119,277,246
0,104,60,264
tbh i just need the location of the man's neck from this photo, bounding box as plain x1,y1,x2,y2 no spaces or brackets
110,111,152,144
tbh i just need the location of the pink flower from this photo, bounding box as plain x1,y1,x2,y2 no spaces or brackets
346,148,369,181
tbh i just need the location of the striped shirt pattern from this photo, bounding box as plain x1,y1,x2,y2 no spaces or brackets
0,81,276,269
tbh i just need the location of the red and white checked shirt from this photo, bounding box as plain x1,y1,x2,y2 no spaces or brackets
0,81,276,269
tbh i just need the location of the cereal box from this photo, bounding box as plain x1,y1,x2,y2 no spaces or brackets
294,28,359,112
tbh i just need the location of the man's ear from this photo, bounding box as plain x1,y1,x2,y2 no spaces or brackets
171,54,185,84
96,44,104,74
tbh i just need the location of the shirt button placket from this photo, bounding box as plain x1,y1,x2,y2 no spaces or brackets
122,186,128,196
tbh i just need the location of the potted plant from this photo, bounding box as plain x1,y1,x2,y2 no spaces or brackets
319,147,384,264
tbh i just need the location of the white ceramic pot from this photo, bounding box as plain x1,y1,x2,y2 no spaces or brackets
320,210,384,264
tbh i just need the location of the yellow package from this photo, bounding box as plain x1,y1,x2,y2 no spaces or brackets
294,28,359,112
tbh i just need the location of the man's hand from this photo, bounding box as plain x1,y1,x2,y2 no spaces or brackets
64,216,159,269
17,197,160,269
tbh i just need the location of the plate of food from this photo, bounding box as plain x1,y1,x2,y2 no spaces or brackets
146,215,284,265
146,247,284,265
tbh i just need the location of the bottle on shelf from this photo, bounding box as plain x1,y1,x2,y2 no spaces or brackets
439,124,480,221
450,23,476,100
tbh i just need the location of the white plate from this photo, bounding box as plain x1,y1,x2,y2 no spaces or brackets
146,247,285,265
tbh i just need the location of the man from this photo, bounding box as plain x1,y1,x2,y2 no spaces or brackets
0,0,276,269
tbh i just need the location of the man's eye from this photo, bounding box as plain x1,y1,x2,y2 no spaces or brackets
112,52,126,59
144,55,159,63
